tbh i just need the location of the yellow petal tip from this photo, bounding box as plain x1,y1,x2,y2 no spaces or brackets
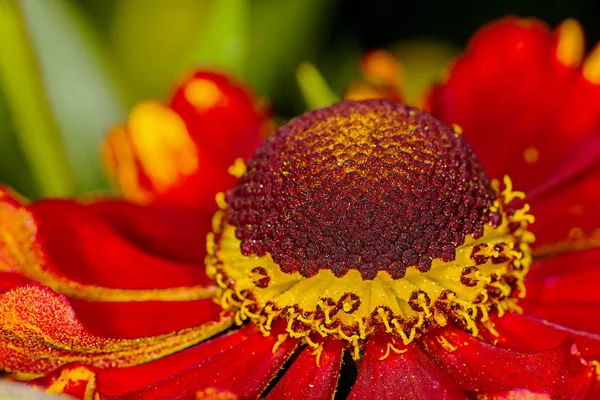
583,43,600,84
556,19,584,67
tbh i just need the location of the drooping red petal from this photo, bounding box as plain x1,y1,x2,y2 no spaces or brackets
421,325,599,398
526,248,600,302
87,200,212,265
68,298,223,338
348,332,466,400
266,339,344,400
427,17,600,193
107,323,299,399
1,187,224,339
519,248,600,333
95,325,253,396
0,189,215,303
529,167,600,256
483,312,600,361
518,302,600,335
0,284,232,375
30,199,212,290
0,271,30,292
475,389,578,399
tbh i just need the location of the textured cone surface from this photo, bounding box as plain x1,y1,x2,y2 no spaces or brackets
226,100,496,280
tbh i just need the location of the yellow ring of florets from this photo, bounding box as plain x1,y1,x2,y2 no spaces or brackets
206,176,534,358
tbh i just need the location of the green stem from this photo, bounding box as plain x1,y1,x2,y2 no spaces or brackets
0,0,75,197
296,62,339,110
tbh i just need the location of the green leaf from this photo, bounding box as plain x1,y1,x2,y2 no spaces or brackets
110,0,210,99
182,0,250,78
19,0,129,193
0,91,38,197
0,0,75,197
246,0,336,99
296,62,339,109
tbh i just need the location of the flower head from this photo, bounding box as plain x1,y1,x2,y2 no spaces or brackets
209,100,534,357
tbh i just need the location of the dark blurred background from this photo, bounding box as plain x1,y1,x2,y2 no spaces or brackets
332,0,600,49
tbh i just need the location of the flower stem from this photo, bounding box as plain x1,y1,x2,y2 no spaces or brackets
0,0,75,197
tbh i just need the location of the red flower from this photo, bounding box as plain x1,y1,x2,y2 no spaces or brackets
2,17,600,400
102,70,271,210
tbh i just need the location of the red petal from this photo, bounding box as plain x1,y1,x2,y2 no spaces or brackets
266,339,344,400
524,131,600,204
0,188,41,291
427,18,600,192
484,312,600,360
526,248,600,303
1,188,222,339
87,200,212,265
0,272,30,292
0,192,215,303
68,298,223,338
520,248,600,333
528,247,600,280
348,332,466,400
518,301,600,335
31,199,212,290
475,388,600,400
529,167,600,255
29,363,97,399
169,71,268,165
109,323,299,399
0,187,32,276
96,325,253,396
0,284,232,375
421,325,599,397
102,104,238,212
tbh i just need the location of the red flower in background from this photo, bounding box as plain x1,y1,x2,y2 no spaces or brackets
344,49,405,103
103,70,270,210
1,17,600,400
